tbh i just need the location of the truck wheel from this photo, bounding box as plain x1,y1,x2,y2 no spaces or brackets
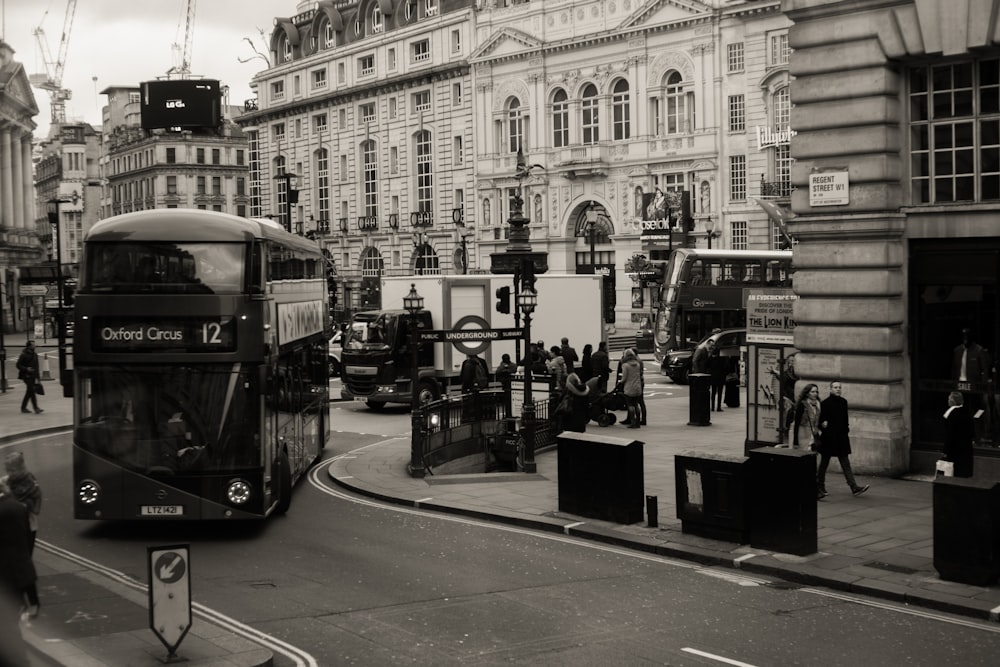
273,452,292,515
416,380,440,406
366,400,386,411
328,356,341,378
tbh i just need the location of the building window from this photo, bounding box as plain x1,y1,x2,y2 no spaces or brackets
612,79,631,141
322,19,335,49
338,62,346,83
236,177,246,196
314,113,328,134
729,155,747,201
507,97,523,152
728,42,745,73
167,175,177,195
451,29,461,53
452,82,462,106
665,72,688,134
362,140,378,218
273,123,285,144
197,176,206,194
359,54,375,77
212,149,220,165
552,88,569,148
454,136,464,164
388,48,397,70
774,144,793,196
312,68,327,89
166,147,176,163
582,84,599,145
212,177,222,195
412,39,430,63
910,58,1000,203
413,90,431,112
425,0,438,16
729,95,745,132
389,97,398,119
197,148,205,164
317,148,330,223
415,130,433,214
360,102,376,123
271,80,285,101
280,35,292,62
731,220,748,250
774,87,791,130
390,146,399,174
338,109,347,128
769,31,790,67
372,6,385,33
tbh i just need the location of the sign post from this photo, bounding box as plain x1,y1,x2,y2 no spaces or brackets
148,544,192,660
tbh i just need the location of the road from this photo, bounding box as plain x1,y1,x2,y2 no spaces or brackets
11,379,1000,666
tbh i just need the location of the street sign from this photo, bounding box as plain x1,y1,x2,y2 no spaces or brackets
19,285,48,297
419,327,523,343
148,544,192,657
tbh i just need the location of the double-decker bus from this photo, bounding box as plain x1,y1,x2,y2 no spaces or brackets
652,248,794,363
72,210,329,520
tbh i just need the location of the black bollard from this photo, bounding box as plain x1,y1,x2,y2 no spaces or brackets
646,494,658,528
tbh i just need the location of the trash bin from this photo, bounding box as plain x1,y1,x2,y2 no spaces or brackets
748,446,817,556
675,452,750,543
688,373,711,426
557,431,644,524
933,477,1000,586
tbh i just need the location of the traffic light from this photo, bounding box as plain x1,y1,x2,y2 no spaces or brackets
495,286,511,314
681,191,694,231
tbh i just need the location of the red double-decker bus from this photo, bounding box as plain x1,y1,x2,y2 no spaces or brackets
72,210,329,520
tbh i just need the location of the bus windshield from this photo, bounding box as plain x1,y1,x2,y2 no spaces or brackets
74,365,259,474
84,242,245,294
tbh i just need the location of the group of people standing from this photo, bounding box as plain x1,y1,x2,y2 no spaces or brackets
690,337,741,411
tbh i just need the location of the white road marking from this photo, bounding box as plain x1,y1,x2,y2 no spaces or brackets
682,647,759,666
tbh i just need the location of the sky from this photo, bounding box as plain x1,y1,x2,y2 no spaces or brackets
1,0,288,138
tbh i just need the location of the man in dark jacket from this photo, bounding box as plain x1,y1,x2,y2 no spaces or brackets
0,479,36,666
591,342,611,394
817,381,869,499
560,337,579,374
15,341,43,415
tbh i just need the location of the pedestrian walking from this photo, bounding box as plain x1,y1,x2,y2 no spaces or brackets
941,390,975,478
560,337,579,374
562,371,591,433
792,383,821,451
620,349,643,429
709,348,728,411
0,478,38,630
579,344,594,383
591,342,611,394
15,341,43,414
817,381,870,498
2,453,41,557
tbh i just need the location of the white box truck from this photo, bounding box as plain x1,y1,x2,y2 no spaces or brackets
340,274,605,409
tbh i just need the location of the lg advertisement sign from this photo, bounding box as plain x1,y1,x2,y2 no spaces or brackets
140,80,221,130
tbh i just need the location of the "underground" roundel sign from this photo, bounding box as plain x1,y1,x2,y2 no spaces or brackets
450,315,492,356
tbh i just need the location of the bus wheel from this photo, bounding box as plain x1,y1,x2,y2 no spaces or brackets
274,452,292,515
416,380,440,406
366,400,387,411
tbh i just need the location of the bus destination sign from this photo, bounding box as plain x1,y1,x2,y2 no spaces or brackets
94,318,236,352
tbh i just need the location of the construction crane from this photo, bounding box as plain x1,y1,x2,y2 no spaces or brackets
167,0,197,78
29,0,78,125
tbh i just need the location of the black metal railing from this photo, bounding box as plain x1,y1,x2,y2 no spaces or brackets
759,179,793,198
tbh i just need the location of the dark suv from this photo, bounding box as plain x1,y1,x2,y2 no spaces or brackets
661,328,746,384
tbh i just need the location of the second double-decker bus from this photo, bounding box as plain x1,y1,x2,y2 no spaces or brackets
652,248,794,363
72,210,330,520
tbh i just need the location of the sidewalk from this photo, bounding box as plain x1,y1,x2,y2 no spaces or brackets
327,385,1000,624
0,338,273,667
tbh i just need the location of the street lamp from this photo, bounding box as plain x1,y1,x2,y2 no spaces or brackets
706,217,720,249
517,285,538,473
404,283,426,478
585,201,598,274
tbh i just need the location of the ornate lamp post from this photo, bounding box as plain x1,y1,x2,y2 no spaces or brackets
404,283,426,478
517,285,538,473
706,216,719,249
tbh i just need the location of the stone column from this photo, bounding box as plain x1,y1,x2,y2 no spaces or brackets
21,134,34,229
0,127,13,228
10,129,23,230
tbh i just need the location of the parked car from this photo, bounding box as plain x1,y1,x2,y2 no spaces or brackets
328,330,342,377
661,328,746,384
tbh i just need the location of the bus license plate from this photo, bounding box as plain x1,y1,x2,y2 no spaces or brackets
140,505,184,516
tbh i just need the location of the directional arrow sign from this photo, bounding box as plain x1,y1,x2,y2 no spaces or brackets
148,544,192,656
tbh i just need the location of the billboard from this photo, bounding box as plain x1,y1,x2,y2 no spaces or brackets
140,80,221,130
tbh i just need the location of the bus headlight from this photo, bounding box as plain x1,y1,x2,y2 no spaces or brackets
78,480,101,505
226,479,252,505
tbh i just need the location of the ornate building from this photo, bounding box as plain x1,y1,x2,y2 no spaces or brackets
784,0,1000,475
0,40,40,335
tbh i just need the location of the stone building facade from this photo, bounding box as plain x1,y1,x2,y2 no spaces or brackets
784,0,1000,474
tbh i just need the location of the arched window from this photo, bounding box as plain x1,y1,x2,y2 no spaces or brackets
362,140,378,218
323,19,335,49
280,35,292,63
612,79,631,141
582,84,599,145
771,87,793,196
552,88,569,147
415,130,434,214
372,6,384,34
361,247,383,278
665,72,686,134
507,98,523,153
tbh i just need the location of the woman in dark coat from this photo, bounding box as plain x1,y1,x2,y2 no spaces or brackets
708,349,728,411
562,372,592,433
817,381,868,498
942,391,974,478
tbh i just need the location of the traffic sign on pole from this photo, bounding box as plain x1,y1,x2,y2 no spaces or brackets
148,544,192,658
